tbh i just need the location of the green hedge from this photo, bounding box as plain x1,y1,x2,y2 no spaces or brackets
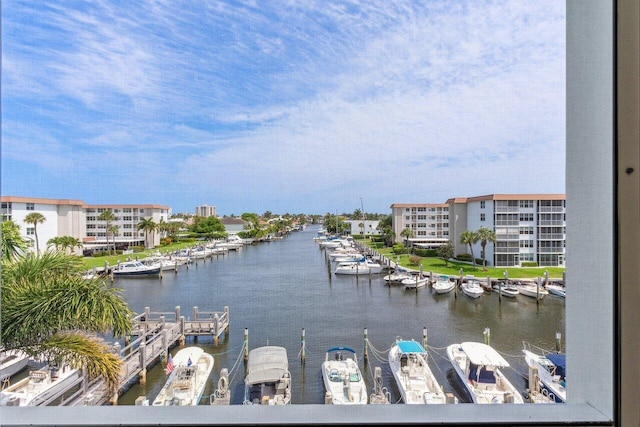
521,261,539,267
414,248,437,257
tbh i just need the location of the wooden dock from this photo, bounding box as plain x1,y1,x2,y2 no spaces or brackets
59,305,230,406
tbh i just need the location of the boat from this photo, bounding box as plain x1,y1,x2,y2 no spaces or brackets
522,343,566,403
388,339,451,404
545,282,566,298
112,260,161,277
402,274,429,290
383,267,413,285
152,346,214,406
432,275,456,294
0,364,81,406
517,282,549,300
321,346,368,405
446,342,524,404
461,279,485,298
243,346,291,405
334,259,384,275
0,349,30,382
492,282,520,298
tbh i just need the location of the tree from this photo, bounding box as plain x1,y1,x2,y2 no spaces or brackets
436,242,455,267
1,220,28,261
98,210,116,255
1,250,134,395
460,230,479,268
23,212,46,254
476,226,497,270
47,236,82,254
107,225,120,252
400,227,415,256
137,217,157,249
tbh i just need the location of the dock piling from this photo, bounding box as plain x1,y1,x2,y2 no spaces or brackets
363,328,368,363
244,328,249,362
301,328,306,364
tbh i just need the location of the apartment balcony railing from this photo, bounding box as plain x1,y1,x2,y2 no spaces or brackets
495,234,520,241
495,206,519,213
538,234,565,240
538,220,565,226
538,247,565,253
494,247,521,253
495,220,519,226
538,206,565,213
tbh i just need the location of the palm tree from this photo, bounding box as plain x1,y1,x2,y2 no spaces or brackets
1,250,133,395
460,230,479,268
107,225,120,253
47,236,65,252
98,210,116,255
137,217,157,249
476,227,497,270
23,212,46,254
1,220,28,261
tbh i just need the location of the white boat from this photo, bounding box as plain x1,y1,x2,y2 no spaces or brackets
517,282,549,300
321,347,367,405
402,274,429,290
461,279,485,298
545,283,566,298
492,282,520,298
0,349,30,382
388,340,450,404
152,346,214,406
522,343,566,403
432,275,456,294
0,364,81,406
330,253,365,263
334,259,384,275
112,260,161,277
383,267,413,285
243,346,291,405
446,342,524,404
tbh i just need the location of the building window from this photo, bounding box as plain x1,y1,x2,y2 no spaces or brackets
519,213,534,221
26,227,35,235
480,201,485,208
26,203,34,211
480,213,485,221
519,200,534,208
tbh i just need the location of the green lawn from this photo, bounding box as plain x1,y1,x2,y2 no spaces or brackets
368,245,565,280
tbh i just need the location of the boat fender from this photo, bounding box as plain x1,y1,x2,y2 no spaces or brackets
218,375,228,392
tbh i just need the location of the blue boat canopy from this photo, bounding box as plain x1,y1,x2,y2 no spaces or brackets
326,346,356,354
396,340,426,354
546,353,566,378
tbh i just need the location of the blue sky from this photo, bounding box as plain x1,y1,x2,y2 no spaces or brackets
1,1,565,216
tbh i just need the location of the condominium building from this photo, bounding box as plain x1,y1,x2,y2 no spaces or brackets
392,194,566,267
390,203,450,248
195,204,217,217
344,220,381,236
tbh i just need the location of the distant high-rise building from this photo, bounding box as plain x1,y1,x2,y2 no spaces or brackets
195,205,217,218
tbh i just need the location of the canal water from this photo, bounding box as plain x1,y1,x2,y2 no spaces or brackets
114,225,565,405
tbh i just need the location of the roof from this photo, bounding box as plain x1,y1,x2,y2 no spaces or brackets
219,217,247,225
460,342,510,367
245,346,289,384
396,340,426,354
1,195,86,206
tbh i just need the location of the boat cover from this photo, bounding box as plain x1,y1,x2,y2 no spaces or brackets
546,353,566,378
245,346,289,384
396,341,426,354
460,342,509,367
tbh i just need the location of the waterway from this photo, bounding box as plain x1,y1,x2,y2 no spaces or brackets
114,225,565,405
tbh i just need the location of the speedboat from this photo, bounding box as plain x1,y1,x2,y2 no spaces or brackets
403,274,429,290
432,275,456,294
492,282,520,298
321,347,367,404
152,346,214,406
0,364,81,406
388,339,451,404
334,259,384,275
461,279,485,298
112,260,161,277
522,343,566,403
545,283,566,298
243,346,291,405
0,349,30,382
446,342,524,404
383,267,413,285
517,282,549,300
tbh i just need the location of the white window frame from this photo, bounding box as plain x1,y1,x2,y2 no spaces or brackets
5,1,631,426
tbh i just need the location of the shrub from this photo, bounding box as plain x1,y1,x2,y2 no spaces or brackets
521,261,539,267
475,258,486,266
132,246,145,253
160,237,172,246
392,244,406,255
408,255,422,266
414,248,437,257
456,253,472,261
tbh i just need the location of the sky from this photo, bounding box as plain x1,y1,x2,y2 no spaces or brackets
1,1,565,216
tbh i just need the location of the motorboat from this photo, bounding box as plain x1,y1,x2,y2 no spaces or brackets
334,259,384,275
383,267,413,285
402,274,429,290
0,349,30,382
545,283,566,298
522,343,566,403
243,346,291,405
0,364,81,406
152,346,214,406
446,342,524,404
517,282,549,300
321,346,367,405
432,275,456,294
461,279,485,299
492,282,520,298
388,339,451,404
112,260,161,277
